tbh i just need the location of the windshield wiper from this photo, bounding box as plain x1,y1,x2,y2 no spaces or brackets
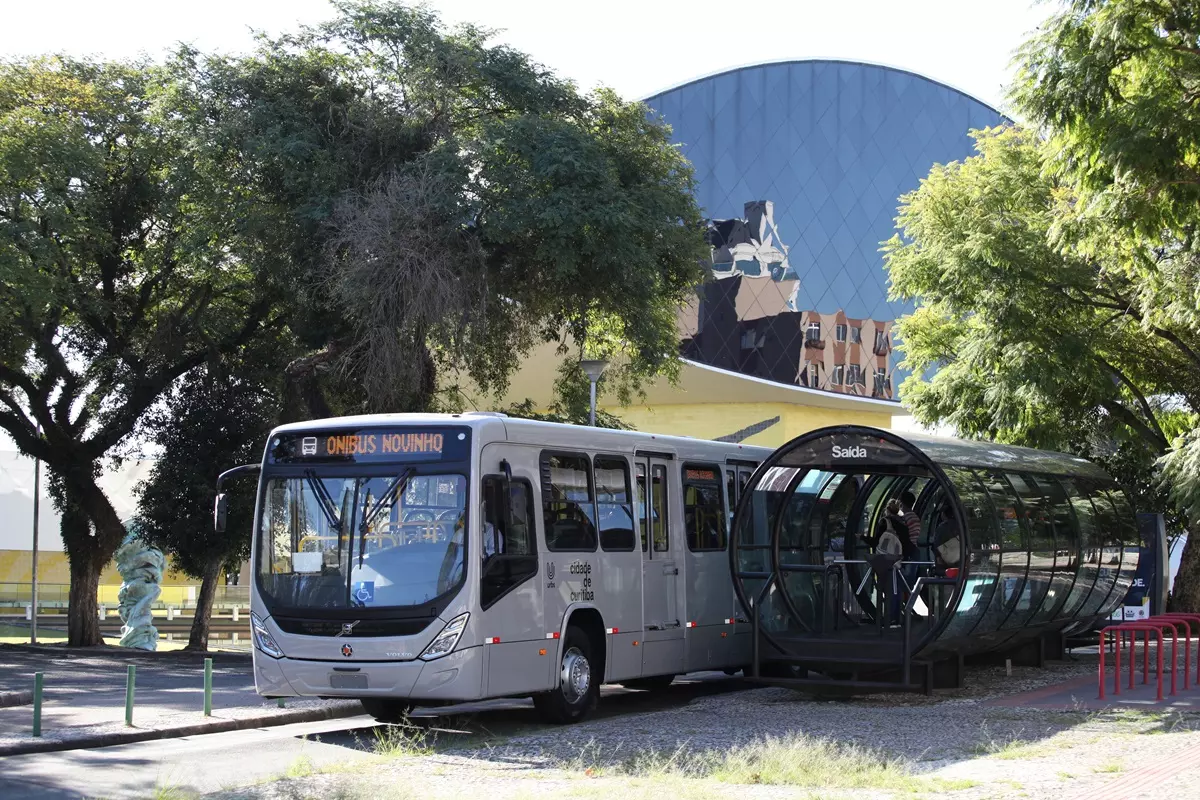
303,470,342,531
356,468,415,571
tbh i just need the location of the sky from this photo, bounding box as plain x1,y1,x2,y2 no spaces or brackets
0,0,1055,112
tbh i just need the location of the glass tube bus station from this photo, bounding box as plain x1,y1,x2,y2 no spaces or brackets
731,425,1143,693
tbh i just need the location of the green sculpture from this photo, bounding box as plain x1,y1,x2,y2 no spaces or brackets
115,523,165,650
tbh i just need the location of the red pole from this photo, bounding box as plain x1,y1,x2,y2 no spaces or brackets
1143,628,1149,685
1109,628,1119,697
1157,631,1165,702
1099,629,1107,700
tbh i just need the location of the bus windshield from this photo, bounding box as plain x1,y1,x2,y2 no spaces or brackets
256,472,468,610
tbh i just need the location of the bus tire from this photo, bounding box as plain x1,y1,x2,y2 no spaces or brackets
533,625,599,724
360,698,413,724
619,674,675,691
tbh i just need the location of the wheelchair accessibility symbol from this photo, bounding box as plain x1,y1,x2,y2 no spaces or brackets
352,581,375,604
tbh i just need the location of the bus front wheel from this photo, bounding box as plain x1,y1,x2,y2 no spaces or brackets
533,625,598,724
360,698,413,724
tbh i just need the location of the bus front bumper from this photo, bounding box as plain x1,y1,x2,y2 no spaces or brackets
254,646,485,702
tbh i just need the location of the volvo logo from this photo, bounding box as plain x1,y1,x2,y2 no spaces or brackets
335,621,360,638
341,643,353,657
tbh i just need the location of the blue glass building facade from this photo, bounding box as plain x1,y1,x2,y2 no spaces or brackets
645,60,1004,401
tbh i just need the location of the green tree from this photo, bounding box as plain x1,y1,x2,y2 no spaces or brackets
202,1,708,418
1011,0,1200,606
2,1,707,646
134,366,276,650
883,124,1200,608
0,57,285,644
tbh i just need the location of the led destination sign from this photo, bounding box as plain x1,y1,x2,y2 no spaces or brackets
270,427,469,464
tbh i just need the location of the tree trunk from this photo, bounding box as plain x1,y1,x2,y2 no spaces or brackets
66,532,104,647
1171,522,1200,612
54,463,133,646
187,558,223,651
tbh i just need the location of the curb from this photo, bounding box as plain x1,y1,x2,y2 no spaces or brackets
0,690,33,708
0,702,363,757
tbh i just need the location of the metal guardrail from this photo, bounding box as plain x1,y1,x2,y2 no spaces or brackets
0,582,250,609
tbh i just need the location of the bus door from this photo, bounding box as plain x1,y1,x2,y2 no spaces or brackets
479,447,549,698
635,454,684,676
681,463,736,671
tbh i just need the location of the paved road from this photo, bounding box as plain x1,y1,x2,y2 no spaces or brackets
0,646,267,739
1,672,745,799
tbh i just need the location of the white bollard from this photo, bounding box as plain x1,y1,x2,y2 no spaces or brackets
231,606,240,623
166,632,174,641
99,605,106,620
232,631,239,644
167,607,175,621
25,605,32,621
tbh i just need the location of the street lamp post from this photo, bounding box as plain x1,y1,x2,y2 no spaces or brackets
578,360,609,427
31,423,40,645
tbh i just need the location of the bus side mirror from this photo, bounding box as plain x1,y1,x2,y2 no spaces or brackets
214,493,229,533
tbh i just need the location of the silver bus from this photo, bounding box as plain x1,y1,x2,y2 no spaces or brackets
216,412,770,723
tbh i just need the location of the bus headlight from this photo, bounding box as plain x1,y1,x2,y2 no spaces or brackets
419,613,469,661
251,612,285,659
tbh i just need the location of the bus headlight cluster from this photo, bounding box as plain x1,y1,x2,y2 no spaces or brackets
250,612,285,659
419,613,469,661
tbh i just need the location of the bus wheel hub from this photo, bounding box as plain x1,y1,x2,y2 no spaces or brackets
561,647,590,701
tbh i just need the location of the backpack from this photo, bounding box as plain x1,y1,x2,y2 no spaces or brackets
877,527,904,557
936,536,961,566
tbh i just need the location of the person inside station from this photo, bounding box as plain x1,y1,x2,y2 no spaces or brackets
861,498,916,626
932,504,961,574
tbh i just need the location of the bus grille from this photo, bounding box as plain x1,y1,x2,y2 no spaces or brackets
272,617,435,637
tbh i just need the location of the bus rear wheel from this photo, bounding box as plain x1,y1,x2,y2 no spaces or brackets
533,625,598,724
620,674,675,691
360,698,413,724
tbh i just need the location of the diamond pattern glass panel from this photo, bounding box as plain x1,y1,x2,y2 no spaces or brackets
649,61,1006,401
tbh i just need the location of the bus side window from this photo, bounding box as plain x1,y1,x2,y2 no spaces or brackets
540,452,598,552
480,475,537,609
682,464,727,552
651,464,669,552
595,456,634,551
636,464,649,551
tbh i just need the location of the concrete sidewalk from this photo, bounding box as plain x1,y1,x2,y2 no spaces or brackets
0,644,358,756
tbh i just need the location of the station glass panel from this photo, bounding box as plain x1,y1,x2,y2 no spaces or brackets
777,470,826,632
941,467,1002,639
1083,483,1125,619
1008,473,1058,627
735,467,802,635
1101,488,1140,617
975,470,1031,631
1070,480,1110,618
1033,475,1082,621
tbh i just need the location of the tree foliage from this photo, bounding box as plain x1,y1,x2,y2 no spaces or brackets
1,1,708,644
202,0,708,417
886,0,1200,610
0,56,285,643
135,366,276,649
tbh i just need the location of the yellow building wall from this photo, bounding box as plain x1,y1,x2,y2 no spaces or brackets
0,550,208,605
608,402,893,447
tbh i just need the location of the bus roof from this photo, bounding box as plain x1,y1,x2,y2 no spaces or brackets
267,412,775,460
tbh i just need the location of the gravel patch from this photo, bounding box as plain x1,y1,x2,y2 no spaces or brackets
202,653,1200,800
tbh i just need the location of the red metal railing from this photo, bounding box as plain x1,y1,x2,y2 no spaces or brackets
1099,623,1163,701
1150,613,1200,688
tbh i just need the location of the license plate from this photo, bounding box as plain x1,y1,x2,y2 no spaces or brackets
329,673,368,690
